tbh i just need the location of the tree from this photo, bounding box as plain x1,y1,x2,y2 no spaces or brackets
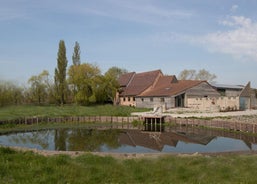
54,40,68,105
69,42,81,99
101,67,128,104
68,63,101,105
178,69,196,80
195,69,217,82
104,67,128,80
72,41,81,66
0,81,24,106
178,69,217,82
28,70,50,104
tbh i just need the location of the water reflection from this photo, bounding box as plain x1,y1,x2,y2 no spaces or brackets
1,126,257,153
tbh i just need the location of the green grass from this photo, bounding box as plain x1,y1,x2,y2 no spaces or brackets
2,105,257,183
0,104,149,121
1,147,257,183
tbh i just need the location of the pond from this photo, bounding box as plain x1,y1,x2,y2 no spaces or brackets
1,125,257,153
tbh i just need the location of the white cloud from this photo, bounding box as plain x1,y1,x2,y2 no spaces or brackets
230,4,238,13
151,16,255,64
200,16,257,61
159,15,257,62
220,16,252,27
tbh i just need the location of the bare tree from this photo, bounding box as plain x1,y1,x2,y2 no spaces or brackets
178,69,216,82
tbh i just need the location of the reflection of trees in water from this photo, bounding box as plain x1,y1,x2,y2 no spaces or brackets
9,130,52,149
6,128,120,151
54,128,120,151
4,127,257,152
54,129,68,151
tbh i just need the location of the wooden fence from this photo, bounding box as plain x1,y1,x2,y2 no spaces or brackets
1,115,257,134
0,116,140,125
164,116,257,134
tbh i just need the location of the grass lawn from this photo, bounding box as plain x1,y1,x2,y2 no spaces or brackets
2,105,257,183
1,147,257,184
0,104,149,121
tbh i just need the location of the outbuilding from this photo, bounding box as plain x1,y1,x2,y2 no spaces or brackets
136,75,220,110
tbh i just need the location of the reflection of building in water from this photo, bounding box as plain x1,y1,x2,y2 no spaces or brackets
118,129,215,151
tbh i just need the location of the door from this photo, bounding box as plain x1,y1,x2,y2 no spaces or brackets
175,94,185,107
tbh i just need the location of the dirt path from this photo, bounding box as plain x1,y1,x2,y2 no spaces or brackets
166,109,257,118
133,109,257,123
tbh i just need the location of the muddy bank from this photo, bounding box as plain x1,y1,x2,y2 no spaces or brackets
3,146,257,159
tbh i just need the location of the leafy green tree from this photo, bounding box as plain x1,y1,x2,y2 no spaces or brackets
68,63,101,105
93,75,109,104
104,66,128,80
0,81,24,106
12,84,24,105
99,67,128,104
72,41,81,66
69,41,81,100
28,70,50,104
54,40,68,105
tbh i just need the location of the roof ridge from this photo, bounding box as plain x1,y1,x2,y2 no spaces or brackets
136,69,162,75
126,72,136,88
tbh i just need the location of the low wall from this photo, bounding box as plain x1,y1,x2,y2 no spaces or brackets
187,96,240,111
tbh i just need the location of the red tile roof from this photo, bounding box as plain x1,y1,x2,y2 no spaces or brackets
118,72,135,87
118,70,211,97
140,77,204,97
119,70,162,96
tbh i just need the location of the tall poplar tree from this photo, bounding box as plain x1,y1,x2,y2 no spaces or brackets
54,40,68,105
72,41,81,66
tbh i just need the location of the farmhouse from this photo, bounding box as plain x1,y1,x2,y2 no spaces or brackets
117,70,256,111
118,70,162,107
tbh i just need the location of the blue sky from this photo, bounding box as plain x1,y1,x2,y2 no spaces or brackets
1,0,257,87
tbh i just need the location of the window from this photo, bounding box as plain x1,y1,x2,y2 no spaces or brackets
133,97,135,101
160,98,164,102
150,98,153,102
128,97,130,101
141,98,144,102
123,97,126,101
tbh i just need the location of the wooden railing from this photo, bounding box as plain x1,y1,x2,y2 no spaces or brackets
0,115,257,134
0,116,140,125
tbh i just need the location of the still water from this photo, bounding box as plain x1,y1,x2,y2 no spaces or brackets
1,126,257,153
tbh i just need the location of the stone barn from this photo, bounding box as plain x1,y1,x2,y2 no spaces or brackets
136,75,220,110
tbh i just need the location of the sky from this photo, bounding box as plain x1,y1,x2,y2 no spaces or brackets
1,0,257,87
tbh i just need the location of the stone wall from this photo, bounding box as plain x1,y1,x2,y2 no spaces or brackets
135,96,175,109
187,96,240,111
